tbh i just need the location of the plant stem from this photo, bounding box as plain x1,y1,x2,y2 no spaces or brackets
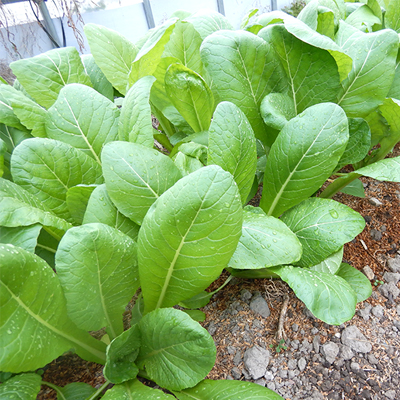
85,380,111,400
36,243,57,253
319,172,361,199
42,226,62,242
209,275,233,296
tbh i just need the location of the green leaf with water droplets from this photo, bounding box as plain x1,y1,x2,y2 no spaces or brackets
281,198,365,268
0,373,42,399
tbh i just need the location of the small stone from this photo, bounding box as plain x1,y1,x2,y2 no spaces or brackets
368,354,378,365
358,304,372,321
371,305,385,318
292,323,299,332
384,390,396,399
388,256,400,273
264,371,274,381
370,229,382,241
298,357,307,372
369,197,383,206
267,382,276,391
313,335,320,353
311,327,319,335
233,351,242,366
207,321,217,335
279,369,288,379
383,272,400,284
362,265,375,280
240,289,252,302
339,344,354,360
393,320,400,330
288,359,297,370
255,378,266,386
250,296,270,318
396,305,400,316
379,282,400,299
321,341,339,364
227,346,236,355
243,345,270,380
341,325,372,353
350,362,361,372
231,366,242,379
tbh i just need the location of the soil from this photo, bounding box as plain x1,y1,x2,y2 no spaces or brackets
36,147,400,399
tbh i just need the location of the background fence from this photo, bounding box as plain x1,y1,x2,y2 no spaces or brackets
0,0,292,66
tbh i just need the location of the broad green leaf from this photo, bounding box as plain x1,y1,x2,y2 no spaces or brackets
365,109,390,147
340,178,366,197
163,20,206,77
0,85,34,131
355,156,400,181
81,54,114,101
345,4,381,32
128,19,177,87
336,22,398,117
310,247,344,274
165,64,214,133
84,24,138,95
137,308,216,391
102,379,175,400
56,223,139,337
0,178,72,234
11,138,103,221
186,10,234,40
173,151,203,176
336,118,371,170
138,165,242,312
317,8,335,39
57,382,97,400
83,184,139,241
118,75,156,147
104,324,141,384
46,84,120,164
182,309,206,322
336,263,372,302
0,76,7,84
0,373,42,399
102,141,182,225
208,102,257,204
10,47,92,108
171,10,192,19
259,24,341,115
386,0,400,32
0,244,106,372
66,184,97,225
260,92,296,132
228,209,302,270
388,62,400,100
298,0,345,29
260,103,349,217
200,30,286,144
263,11,352,82
0,124,32,172
0,224,42,252
281,198,365,267
179,291,213,309
174,379,283,400
271,265,357,325
376,98,400,156
10,94,47,138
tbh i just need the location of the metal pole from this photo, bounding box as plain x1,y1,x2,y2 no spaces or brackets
271,0,277,11
142,0,155,29
32,0,62,48
216,0,225,15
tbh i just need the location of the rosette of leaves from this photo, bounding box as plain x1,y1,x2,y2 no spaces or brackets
1,3,400,397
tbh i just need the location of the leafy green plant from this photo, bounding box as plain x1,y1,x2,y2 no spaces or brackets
1,1,400,397
282,0,307,17
269,339,288,353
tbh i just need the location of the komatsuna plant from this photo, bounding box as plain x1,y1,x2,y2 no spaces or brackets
0,1,400,397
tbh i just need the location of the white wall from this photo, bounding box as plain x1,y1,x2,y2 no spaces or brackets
0,0,293,64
